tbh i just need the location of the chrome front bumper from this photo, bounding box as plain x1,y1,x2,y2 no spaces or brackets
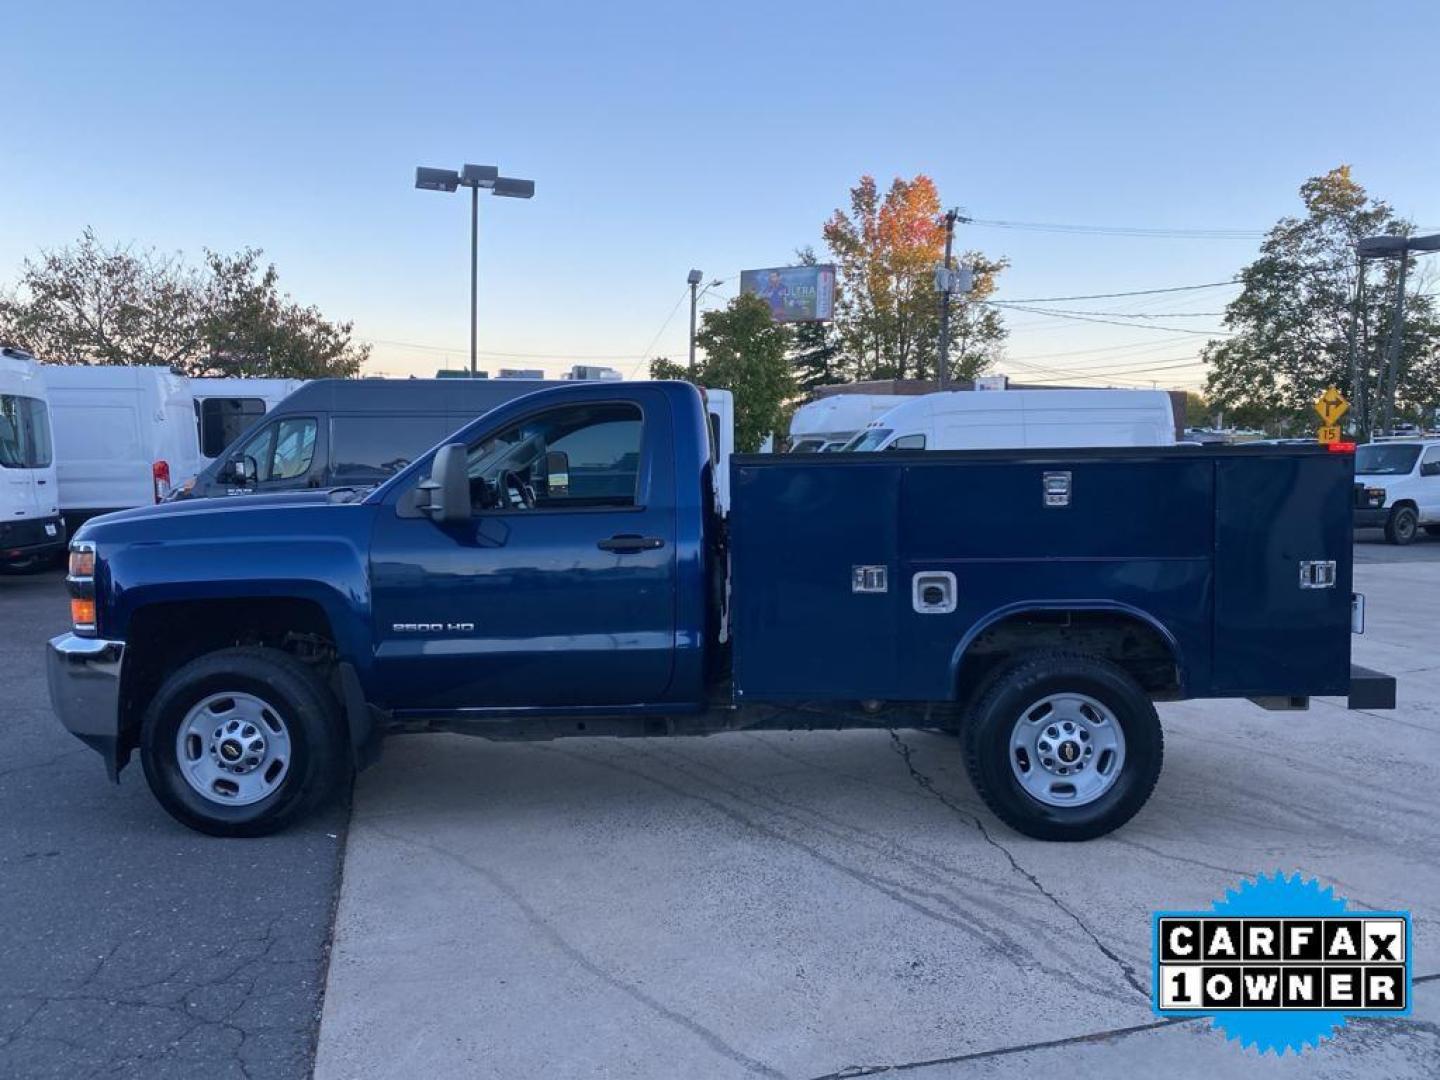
47,633,126,779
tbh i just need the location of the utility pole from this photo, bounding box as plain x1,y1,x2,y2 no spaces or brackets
937,209,959,389
687,269,703,376
1378,252,1409,436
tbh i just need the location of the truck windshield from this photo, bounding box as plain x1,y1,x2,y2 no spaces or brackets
1355,444,1421,475
0,394,53,469
844,428,892,452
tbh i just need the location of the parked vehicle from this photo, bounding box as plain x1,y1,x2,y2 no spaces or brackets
789,394,902,453
1353,439,1440,544
845,389,1178,452
48,381,1393,841
181,377,739,510
0,348,64,570
42,365,196,535
179,377,566,501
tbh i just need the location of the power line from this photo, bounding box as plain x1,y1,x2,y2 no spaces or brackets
994,280,1240,303
991,303,1235,337
992,305,1225,319
968,217,1265,240
627,286,691,377
364,337,642,361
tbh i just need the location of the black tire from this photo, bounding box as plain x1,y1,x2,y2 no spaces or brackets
1385,506,1418,545
961,652,1162,841
140,647,350,837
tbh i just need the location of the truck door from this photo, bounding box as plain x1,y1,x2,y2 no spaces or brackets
369,391,677,710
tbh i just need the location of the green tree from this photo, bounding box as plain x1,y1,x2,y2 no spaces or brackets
1203,167,1440,435
0,229,368,378
692,294,793,452
647,356,689,381
788,247,844,391
822,175,1007,381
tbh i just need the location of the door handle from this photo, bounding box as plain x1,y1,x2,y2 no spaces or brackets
597,534,665,554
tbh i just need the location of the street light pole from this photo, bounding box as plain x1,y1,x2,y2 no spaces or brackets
687,269,703,376
470,184,479,377
1378,251,1409,437
415,163,534,379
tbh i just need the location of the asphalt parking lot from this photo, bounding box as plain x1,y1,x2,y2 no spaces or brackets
0,569,347,1080
4,533,1439,1079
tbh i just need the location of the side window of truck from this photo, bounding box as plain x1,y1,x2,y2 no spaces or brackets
889,434,926,450
1421,447,1440,478
466,403,643,509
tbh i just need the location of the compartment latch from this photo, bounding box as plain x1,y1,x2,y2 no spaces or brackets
1299,560,1337,589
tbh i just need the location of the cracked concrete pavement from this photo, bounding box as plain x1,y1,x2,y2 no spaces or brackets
314,541,1440,1080
0,570,347,1080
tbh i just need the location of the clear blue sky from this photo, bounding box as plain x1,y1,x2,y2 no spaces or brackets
7,0,1439,388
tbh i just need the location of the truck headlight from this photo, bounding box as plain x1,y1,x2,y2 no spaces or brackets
1365,487,1386,508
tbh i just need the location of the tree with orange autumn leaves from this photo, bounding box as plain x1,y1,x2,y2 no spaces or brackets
821,175,1007,382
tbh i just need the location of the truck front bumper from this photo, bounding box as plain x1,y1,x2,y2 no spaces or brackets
1353,507,1389,529
47,634,126,779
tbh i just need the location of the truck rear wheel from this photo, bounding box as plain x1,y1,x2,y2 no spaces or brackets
961,653,1162,841
139,647,350,837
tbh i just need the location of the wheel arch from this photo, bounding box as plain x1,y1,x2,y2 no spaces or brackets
116,595,374,775
949,601,1186,708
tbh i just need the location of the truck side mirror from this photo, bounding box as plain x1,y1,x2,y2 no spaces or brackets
418,443,471,523
544,450,570,496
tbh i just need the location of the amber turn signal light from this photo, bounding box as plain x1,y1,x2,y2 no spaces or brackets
70,597,96,631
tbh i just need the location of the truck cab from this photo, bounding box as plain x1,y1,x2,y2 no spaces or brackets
0,347,64,570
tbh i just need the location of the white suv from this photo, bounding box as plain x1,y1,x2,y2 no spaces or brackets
1354,439,1440,544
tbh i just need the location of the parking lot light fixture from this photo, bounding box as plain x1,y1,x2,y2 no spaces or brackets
1357,232,1440,434
414,162,536,376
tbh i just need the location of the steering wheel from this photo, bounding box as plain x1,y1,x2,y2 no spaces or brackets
499,470,535,510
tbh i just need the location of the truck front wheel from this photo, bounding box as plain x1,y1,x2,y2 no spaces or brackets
1385,506,1418,545
962,653,1162,841
139,647,350,837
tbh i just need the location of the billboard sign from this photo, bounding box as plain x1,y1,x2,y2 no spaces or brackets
740,264,836,323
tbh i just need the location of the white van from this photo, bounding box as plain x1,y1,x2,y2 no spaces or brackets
700,388,735,511
43,365,198,533
789,394,903,453
189,377,305,467
845,389,1178,452
0,347,64,570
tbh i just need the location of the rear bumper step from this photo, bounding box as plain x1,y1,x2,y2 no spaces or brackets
1349,664,1396,710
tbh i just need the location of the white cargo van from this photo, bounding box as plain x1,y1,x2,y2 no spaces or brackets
43,365,197,532
845,389,1178,452
788,394,902,452
189,377,305,466
0,347,64,570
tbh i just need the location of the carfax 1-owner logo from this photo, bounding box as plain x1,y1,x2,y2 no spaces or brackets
1152,872,1412,1054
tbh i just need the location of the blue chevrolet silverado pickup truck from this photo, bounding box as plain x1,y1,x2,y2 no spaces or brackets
46,381,1395,840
